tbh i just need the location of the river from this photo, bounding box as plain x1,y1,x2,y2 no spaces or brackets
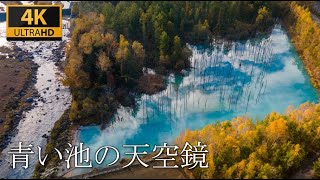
74,24,319,175
0,20,71,179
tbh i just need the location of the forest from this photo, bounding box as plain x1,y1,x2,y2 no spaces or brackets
176,102,320,179
64,1,276,124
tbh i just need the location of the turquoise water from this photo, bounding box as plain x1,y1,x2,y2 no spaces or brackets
77,25,319,169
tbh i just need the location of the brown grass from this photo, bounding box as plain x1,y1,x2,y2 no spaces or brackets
0,52,33,142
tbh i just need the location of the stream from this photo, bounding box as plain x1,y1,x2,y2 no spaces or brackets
0,20,71,179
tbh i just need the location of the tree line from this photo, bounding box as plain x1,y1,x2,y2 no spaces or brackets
282,2,320,90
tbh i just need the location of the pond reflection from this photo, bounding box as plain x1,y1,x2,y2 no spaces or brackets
77,24,318,173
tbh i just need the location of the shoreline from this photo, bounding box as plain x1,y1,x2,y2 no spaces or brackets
281,3,320,93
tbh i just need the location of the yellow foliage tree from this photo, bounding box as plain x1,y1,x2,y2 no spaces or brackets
97,51,112,72
116,34,129,76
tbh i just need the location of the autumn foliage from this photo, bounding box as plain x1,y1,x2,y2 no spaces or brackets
284,2,320,89
176,102,320,178
63,11,150,122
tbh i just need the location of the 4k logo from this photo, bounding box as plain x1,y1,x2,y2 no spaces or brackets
21,9,47,25
6,5,62,41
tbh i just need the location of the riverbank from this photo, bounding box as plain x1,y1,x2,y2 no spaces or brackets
0,19,72,178
33,109,74,179
0,45,38,151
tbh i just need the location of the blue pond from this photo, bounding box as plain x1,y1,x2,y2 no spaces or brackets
77,25,319,169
